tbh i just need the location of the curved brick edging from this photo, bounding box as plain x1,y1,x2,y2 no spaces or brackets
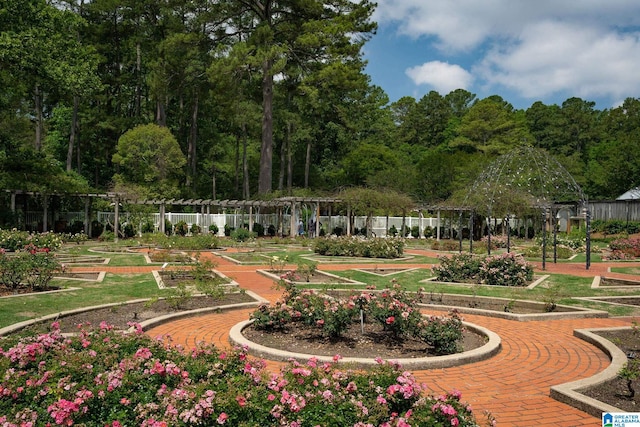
0,290,268,337
229,319,501,370
550,327,631,418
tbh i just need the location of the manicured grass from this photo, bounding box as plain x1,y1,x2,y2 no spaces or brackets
610,266,640,275
0,273,164,329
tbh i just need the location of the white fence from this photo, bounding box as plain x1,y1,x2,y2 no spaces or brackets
92,211,442,237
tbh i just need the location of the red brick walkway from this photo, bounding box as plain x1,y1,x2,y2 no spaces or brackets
141,250,639,427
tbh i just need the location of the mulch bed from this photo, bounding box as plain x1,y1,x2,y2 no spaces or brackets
242,321,486,359
580,328,639,412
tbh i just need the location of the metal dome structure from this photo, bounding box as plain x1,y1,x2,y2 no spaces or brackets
461,146,591,269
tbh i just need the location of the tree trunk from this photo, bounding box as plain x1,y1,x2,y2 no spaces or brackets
278,122,288,191
234,135,240,196
212,163,217,200
156,100,166,126
34,83,43,150
258,58,273,194
304,141,311,188
242,122,250,199
135,42,141,117
67,96,79,172
187,91,199,189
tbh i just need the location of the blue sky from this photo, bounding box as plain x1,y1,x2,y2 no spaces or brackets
363,0,640,110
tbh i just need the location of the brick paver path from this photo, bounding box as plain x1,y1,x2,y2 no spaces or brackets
142,249,639,427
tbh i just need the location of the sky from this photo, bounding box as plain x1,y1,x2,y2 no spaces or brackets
363,0,640,110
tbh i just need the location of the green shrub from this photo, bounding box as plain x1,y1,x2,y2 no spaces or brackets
252,222,265,237
267,224,276,236
231,227,254,242
209,223,219,234
190,223,201,235
424,225,433,238
141,221,155,233
98,230,114,242
123,223,136,238
388,225,398,236
411,225,420,238
175,220,189,236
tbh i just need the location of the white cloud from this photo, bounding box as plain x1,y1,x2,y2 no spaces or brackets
374,0,640,51
371,0,640,105
405,61,473,94
477,20,640,102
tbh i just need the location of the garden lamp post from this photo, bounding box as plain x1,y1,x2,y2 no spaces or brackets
554,210,559,264
583,207,591,270
541,208,547,271
505,215,511,253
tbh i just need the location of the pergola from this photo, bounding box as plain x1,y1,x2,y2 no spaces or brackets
3,190,344,238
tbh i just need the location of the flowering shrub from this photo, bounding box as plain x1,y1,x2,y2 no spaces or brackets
430,240,460,251
478,253,534,287
418,310,464,355
0,229,63,252
0,246,62,291
606,237,640,260
367,282,424,339
0,323,483,426
313,236,405,259
480,235,508,249
433,252,533,287
432,253,481,283
522,244,574,259
251,282,465,354
60,232,89,244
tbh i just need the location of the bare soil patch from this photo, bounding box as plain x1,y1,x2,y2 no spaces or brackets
581,329,639,412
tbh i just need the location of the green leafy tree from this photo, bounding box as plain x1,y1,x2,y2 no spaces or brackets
112,124,186,198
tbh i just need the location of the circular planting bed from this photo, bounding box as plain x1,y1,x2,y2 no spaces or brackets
230,318,500,370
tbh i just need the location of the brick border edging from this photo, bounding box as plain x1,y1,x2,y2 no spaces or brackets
550,327,630,418
229,319,501,370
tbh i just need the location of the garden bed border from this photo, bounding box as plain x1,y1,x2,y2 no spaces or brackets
417,293,609,321
229,318,501,370
550,326,631,417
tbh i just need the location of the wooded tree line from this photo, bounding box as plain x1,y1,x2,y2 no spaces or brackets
1,0,639,204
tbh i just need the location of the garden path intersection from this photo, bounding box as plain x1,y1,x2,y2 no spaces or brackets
93,249,638,427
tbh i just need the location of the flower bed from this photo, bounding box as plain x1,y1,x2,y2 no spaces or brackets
603,237,640,260
432,252,534,287
313,236,405,259
0,323,484,426
250,282,464,355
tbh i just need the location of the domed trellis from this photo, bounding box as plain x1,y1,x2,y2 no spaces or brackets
460,146,591,270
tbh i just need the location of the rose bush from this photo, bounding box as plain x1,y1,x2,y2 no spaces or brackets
251,282,465,355
0,322,486,426
433,252,533,287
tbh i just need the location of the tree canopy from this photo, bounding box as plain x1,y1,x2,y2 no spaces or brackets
1,0,639,205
